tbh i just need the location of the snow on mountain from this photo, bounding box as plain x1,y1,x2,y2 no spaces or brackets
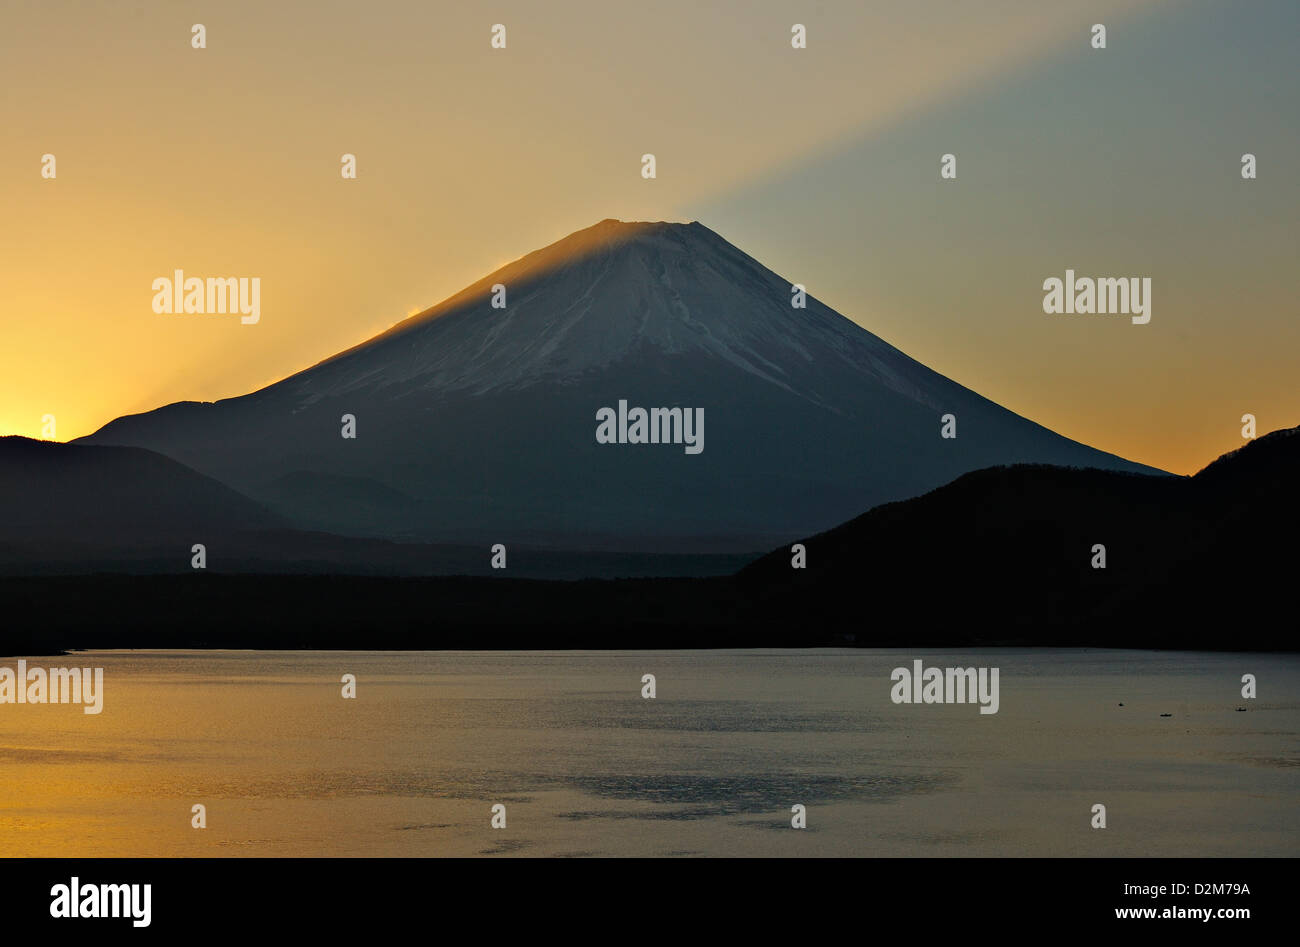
279,220,937,408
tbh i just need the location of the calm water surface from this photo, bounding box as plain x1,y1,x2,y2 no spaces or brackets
1,649,1295,857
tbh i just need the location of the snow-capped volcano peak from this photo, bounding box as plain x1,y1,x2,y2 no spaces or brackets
279,218,917,408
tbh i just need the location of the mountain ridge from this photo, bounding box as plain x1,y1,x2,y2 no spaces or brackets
735,421,1299,641
6,425,1294,651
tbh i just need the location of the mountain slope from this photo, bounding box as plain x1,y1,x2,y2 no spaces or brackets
10,429,1292,651
79,219,1165,553
736,423,1299,646
0,436,281,552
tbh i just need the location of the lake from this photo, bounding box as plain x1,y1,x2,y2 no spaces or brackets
0,649,1295,857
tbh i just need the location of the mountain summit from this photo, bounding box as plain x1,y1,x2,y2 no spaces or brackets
285,218,938,404
81,219,1164,552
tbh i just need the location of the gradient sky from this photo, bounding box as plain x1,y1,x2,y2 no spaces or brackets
2,0,1296,473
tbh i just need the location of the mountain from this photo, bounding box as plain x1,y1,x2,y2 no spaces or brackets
9,427,1294,652
0,436,281,566
734,423,1300,648
78,219,1164,555
0,437,752,578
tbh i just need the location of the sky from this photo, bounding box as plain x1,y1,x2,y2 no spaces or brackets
1,0,1296,474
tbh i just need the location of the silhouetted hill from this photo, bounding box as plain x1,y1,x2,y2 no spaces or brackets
3,429,1293,653
0,436,282,544
736,424,1300,648
0,437,748,577
1191,423,1300,491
